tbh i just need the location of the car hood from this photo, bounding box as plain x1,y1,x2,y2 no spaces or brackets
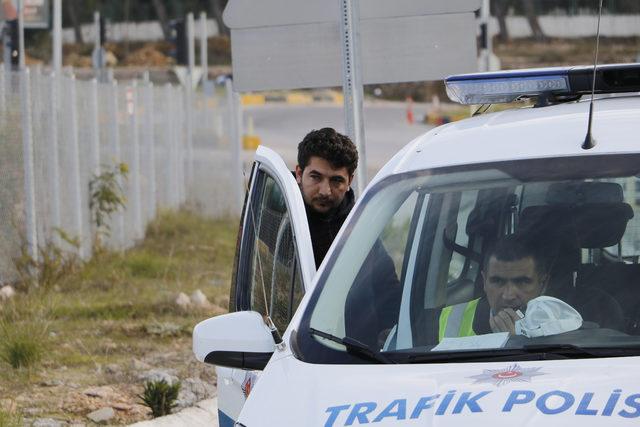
237,354,640,426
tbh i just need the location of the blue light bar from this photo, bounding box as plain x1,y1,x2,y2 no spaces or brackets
445,64,640,105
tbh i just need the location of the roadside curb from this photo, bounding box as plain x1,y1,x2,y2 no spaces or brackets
129,398,218,427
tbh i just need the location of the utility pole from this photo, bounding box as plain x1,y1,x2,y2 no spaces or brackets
339,0,366,195
200,11,208,85
52,0,62,75
17,0,25,69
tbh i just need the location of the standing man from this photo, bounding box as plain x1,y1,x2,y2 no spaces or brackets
295,127,358,268
296,128,400,348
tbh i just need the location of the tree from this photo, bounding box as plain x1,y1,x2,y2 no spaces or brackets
491,0,545,43
65,0,84,43
208,0,229,37
152,0,172,40
522,0,545,42
492,0,511,42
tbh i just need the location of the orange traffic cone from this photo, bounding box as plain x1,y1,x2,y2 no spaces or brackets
406,96,414,125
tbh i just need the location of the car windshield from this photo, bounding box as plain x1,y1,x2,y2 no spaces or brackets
300,155,640,363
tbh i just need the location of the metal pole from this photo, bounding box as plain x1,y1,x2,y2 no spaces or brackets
0,67,5,126
17,0,25,70
20,68,37,263
68,75,86,258
110,80,125,248
129,81,143,239
144,75,157,220
339,0,367,195
187,12,195,79
89,79,101,177
163,84,174,208
480,0,491,72
48,71,61,242
199,11,208,84
225,78,243,215
53,0,62,75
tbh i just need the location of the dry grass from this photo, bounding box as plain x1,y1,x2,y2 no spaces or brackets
0,210,238,424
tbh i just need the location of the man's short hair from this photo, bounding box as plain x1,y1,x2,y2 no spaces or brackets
483,234,550,278
297,128,358,176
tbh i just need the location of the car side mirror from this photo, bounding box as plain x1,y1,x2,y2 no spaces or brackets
193,311,275,370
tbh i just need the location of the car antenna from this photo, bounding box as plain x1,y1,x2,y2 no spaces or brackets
582,0,604,150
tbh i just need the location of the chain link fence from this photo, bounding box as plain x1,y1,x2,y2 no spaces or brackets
0,66,243,284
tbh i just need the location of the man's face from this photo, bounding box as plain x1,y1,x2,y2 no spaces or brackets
483,255,546,314
295,156,352,214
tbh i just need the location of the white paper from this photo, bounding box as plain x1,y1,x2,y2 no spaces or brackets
431,332,509,351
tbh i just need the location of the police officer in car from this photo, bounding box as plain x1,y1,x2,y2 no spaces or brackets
439,234,551,340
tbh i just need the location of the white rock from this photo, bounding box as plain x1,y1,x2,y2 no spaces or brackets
131,358,152,371
191,289,210,308
86,407,115,424
32,418,65,427
139,369,179,386
83,386,113,398
175,292,191,309
175,378,216,409
0,286,15,301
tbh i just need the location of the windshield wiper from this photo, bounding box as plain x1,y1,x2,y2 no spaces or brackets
521,343,640,358
398,343,640,364
308,328,395,364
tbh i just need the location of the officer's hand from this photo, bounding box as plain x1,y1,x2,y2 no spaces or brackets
489,308,520,335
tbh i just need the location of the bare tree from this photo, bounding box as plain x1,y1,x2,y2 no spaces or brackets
522,0,545,41
208,0,229,37
152,0,172,40
65,0,84,44
492,0,511,42
491,0,545,43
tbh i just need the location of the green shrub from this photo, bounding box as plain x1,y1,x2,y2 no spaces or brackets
0,321,46,369
123,252,167,278
0,408,22,427
139,379,181,417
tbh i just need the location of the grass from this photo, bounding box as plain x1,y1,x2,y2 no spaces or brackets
0,408,22,427
0,210,238,423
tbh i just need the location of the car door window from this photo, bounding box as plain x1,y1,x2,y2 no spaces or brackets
242,169,303,333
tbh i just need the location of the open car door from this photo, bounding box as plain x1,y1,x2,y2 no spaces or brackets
216,146,315,426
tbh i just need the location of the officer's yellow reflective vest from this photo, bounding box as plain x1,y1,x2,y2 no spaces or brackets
438,298,480,342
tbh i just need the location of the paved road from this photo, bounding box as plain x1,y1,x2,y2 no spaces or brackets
244,101,434,180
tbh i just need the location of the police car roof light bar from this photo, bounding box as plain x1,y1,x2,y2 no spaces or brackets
445,63,640,106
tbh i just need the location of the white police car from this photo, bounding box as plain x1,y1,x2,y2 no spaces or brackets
194,63,640,426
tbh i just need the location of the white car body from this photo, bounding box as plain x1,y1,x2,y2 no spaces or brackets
195,71,640,427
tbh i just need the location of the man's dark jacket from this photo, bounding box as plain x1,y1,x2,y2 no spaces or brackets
303,187,401,348
304,187,355,269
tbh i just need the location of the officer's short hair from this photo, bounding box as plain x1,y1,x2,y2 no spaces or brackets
297,128,358,176
483,234,550,279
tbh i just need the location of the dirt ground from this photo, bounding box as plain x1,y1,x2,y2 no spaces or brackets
0,211,238,425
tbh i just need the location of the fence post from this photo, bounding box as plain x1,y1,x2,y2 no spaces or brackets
20,68,38,264
68,75,86,259
128,81,143,240
89,79,101,177
177,87,186,206
144,78,157,221
0,67,5,128
225,78,244,216
110,80,126,249
185,80,194,199
48,72,61,244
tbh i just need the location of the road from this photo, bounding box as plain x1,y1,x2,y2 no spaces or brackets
244,101,434,181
